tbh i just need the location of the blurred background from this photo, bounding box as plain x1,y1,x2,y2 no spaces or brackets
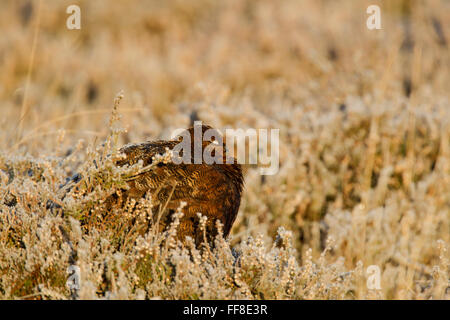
1,0,447,146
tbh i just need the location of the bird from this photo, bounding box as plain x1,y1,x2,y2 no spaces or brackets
102,123,244,245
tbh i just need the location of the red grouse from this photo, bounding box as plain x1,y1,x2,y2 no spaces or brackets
110,124,244,245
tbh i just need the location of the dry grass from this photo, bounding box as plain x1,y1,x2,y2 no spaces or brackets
0,0,449,299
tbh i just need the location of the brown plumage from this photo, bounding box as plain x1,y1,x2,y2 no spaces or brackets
109,124,244,245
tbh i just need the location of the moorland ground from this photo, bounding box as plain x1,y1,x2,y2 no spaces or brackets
0,0,449,299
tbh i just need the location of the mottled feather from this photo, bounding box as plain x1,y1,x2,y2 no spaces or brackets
111,124,244,244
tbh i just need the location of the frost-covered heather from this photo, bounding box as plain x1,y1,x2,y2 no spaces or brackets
0,0,449,299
